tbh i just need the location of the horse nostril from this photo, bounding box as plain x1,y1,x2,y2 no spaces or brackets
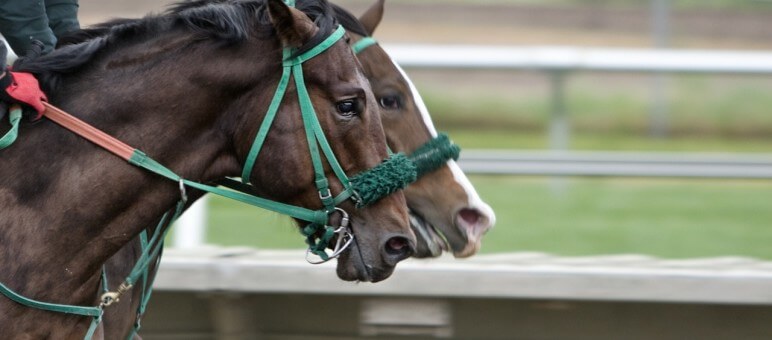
383,235,413,263
458,208,481,226
387,236,408,253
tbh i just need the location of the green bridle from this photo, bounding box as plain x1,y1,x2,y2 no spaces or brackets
240,25,370,262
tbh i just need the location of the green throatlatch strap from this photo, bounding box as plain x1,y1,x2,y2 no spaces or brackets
352,37,377,54
407,133,460,178
0,106,22,149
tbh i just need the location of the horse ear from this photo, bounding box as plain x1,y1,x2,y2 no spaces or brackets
267,0,316,48
359,0,385,36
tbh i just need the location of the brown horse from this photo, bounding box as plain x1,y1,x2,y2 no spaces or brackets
344,0,496,258
0,0,414,338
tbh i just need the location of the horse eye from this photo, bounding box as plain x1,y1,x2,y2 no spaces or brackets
336,99,359,117
379,96,400,110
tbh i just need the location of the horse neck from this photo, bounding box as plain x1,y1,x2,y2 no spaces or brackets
0,39,267,307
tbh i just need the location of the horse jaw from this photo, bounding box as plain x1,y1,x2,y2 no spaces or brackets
391,61,496,258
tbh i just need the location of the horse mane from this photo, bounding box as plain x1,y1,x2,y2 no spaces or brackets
16,0,337,93
329,3,369,38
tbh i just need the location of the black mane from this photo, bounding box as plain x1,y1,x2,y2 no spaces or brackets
16,0,337,92
330,3,369,38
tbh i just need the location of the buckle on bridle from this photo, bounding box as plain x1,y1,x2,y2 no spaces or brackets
349,190,363,208
318,188,332,201
178,179,188,203
305,208,354,264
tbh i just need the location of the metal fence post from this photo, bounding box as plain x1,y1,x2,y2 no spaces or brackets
549,71,569,195
173,196,208,248
650,0,672,137
549,71,569,151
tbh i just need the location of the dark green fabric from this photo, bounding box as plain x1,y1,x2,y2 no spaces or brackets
408,133,461,178
42,0,80,39
0,106,21,149
350,153,417,207
0,0,79,54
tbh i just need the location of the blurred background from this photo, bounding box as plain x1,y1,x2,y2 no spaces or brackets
74,0,772,339
79,0,772,260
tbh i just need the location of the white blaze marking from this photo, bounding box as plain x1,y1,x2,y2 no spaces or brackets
391,60,496,227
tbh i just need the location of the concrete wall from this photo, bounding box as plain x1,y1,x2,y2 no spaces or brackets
140,293,772,340
133,248,772,340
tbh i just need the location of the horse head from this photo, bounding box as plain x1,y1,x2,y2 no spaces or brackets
336,0,496,258
234,1,415,281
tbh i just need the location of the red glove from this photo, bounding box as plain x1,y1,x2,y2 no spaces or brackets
0,71,48,120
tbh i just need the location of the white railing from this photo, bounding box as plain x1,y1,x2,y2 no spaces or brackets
458,150,772,179
383,45,772,74
176,45,772,247
155,247,772,305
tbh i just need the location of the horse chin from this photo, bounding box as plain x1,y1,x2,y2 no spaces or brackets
408,209,486,259
335,242,395,283
409,211,448,258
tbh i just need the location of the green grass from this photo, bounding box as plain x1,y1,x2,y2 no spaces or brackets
203,196,302,249
471,176,772,259
202,176,772,260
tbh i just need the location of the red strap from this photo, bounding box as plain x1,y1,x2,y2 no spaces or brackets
42,102,135,160
5,72,48,119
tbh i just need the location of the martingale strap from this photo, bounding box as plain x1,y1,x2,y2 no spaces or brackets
0,105,21,149
0,281,104,339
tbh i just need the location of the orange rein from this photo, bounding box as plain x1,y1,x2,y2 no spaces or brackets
42,102,135,161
